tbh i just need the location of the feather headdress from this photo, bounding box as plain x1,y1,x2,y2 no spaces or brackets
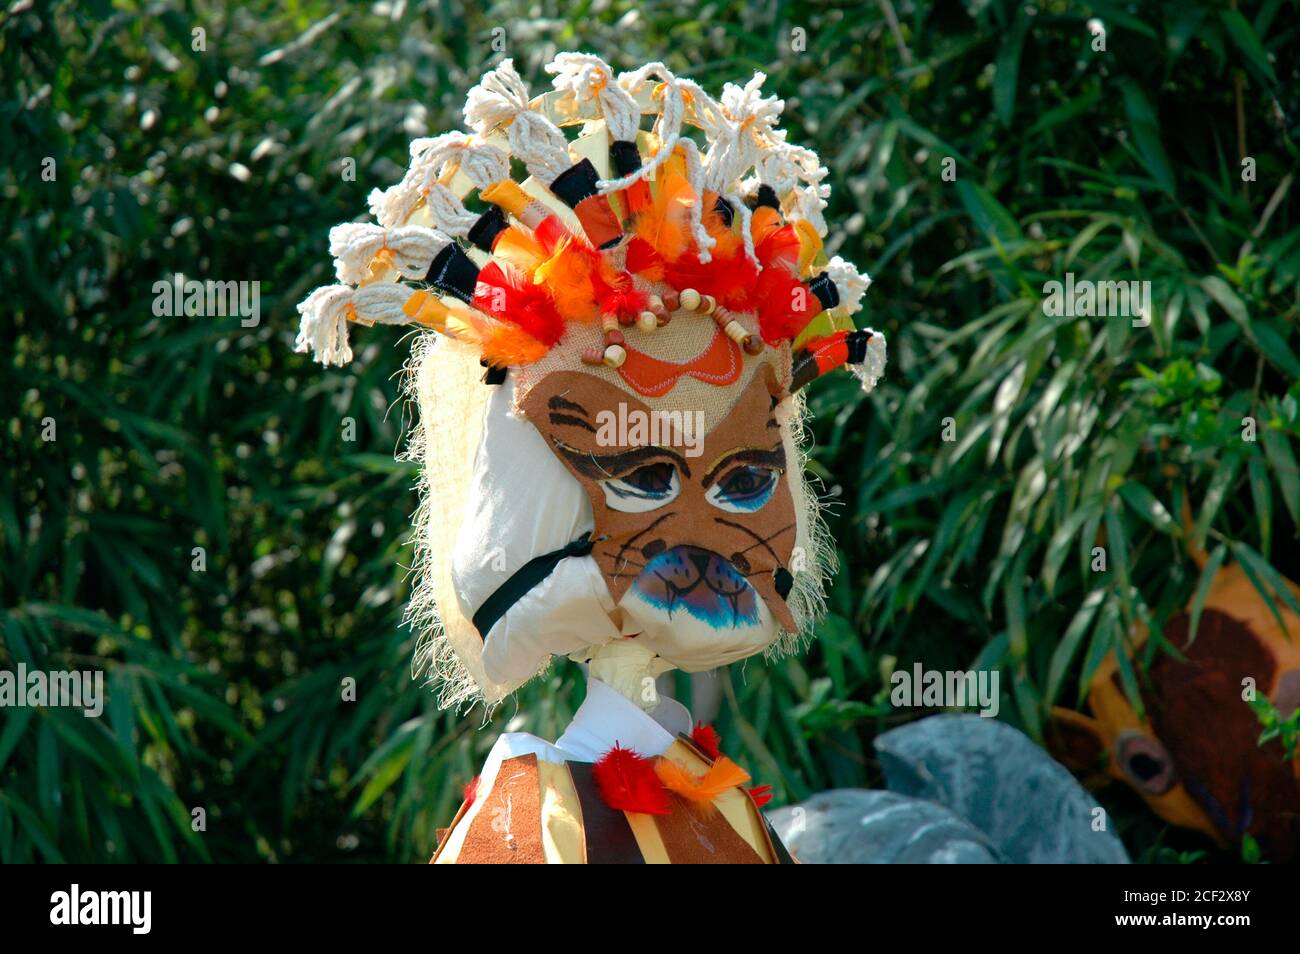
295,54,886,394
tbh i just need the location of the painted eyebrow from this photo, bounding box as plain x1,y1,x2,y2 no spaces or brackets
553,441,693,480
548,413,596,433
548,395,589,416
703,445,787,488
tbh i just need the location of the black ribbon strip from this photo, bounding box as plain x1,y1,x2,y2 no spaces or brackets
467,206,507,252
471,532,595,638
748,184,780,210
549,158,601,208
424,244,479,304
808,272,839,311
609,140,642,177
845,329,872,363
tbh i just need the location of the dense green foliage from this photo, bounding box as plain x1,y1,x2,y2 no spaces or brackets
2,0,1296,863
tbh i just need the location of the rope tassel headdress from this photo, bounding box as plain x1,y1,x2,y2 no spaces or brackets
295,52,885,392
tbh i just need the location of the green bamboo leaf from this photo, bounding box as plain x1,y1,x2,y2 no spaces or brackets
1201,275,1248,327
1117,482,1178,534
1189,544,1228,644
1194,451,1242,548
1121,80,1176,194
1261,428,1300,526
1247,454,1272,556
994,15,1029,126
1219,10,1278,84
1045,588,1105,707
1043,500,1103,596
1235,542,1300,627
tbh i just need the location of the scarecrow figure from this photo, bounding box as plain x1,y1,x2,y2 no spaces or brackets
295,54,885,863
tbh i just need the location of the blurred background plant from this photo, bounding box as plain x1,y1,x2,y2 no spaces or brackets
1,0,1295,862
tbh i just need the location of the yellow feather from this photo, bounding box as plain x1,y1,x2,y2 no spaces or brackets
492,226,548,278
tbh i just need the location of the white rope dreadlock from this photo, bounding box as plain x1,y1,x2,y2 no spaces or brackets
824,255,871,314
743,140,831,236
328,223,453,284
295,282,419,367
596,61,686,194
852,330,888,393
545,52,641,142
412,134,511,236
683,72,785,266
367,133,511,234
464,58,571,184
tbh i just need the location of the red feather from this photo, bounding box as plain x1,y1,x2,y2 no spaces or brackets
755,262,821,344
662,248,758,312
533,213,575,255
755,222,801,271
463,776,480,808
624,235,665,284
591,256,648,322
473,261,565,346
691,722,723,760
748,784,773,808
592,744,672,815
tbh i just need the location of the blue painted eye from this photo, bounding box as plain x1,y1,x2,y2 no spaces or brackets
706,465,780,513
599,462,681,513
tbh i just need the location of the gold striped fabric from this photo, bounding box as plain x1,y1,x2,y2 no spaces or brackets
432,739,792,864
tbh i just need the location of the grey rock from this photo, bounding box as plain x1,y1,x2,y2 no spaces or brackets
768,789,1000,863
874,713,1130,864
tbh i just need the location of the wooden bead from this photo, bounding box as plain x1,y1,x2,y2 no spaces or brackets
701,294,717,315
601,314,619,333
582,346,605,366
605,329,625,346
661,292,680,312
723,319,749,344
603,344,627,368
742,334,765,355
637,312,658,333
647,295,664,313
678,288,701,311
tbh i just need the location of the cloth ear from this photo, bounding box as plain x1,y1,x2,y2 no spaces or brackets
451,375,617,684
451,375,590,614
480,558,622,684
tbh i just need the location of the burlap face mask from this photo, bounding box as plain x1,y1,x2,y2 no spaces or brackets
294,54,886,708
519,365,798,666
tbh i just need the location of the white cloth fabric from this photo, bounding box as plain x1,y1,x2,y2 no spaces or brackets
474,677,691,802
451,376,620,685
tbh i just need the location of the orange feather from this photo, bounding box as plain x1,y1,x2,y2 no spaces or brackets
633,164,696,262
492,225,549,277
532,238,600,322
451,308,548,366
654,755,751,812
702,202,741,259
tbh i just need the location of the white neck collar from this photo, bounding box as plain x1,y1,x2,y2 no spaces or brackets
555,677,693,762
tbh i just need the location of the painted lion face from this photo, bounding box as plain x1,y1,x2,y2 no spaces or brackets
521,363,799,671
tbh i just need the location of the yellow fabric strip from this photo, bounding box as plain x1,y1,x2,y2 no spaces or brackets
660,740,775,863
625,811,672,864
480,179,533,218
536,760,586,864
